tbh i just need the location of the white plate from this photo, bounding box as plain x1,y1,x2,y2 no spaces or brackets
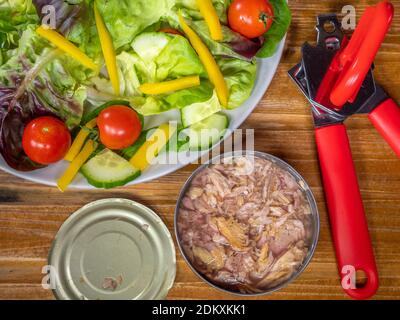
0,39,285,189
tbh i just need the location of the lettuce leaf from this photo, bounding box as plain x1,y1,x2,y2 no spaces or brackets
0,0,38,64
33,0,102,60
162,80,214,109
190,20,263,61
155,34,206,81
0,26,88,170
171,0,229,24
93,0,175,50
132,81,216,116
33,0,84,34
257,0,291,58
0,87,47,171
88,32,211,115
218,57,257,109
88,51,145,100
167,0,290,59
0,27,87,127
87,28,256,115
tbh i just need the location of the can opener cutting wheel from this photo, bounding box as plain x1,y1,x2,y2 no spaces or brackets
288,1,400,299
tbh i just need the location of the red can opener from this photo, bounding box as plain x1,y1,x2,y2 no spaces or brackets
288,1,399,300
303,1,400,156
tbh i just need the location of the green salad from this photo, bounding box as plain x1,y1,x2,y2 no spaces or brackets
0,0,291,190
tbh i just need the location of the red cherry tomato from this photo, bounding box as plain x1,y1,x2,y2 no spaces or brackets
228,0,274,39
22,116,71,165
97,105,142,150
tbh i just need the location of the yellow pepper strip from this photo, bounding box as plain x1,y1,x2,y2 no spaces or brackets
178,12,228,107
64,118,97,162
36,26,98,71
196,0,223,41
57,139,96,192
139,76,200,95
94,5,120,96
130,123,176,171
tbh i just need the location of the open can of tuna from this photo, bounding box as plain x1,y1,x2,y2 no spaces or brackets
48,198,176,300
175,151,319,296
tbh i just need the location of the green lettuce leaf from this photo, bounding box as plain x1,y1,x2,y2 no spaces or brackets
155,34,206,81
162,80,214,109
131,31,206,81
0,0,39,64
133,81,216,117
93,0,175,50
64,1,102,61
171,0,229,24
166,0,290,59
217,57,257,110
87,51,150,100
88,32,212,116
190,20,261,61
257,0,291,58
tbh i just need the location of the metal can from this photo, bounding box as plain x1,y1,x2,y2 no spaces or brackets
174,151,320,296
48,198,176,300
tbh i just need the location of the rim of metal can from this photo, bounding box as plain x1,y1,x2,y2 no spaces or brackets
174,150,320,297
48,198,176,300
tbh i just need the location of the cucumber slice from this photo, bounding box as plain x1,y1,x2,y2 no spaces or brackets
81,149,140,189
131,32,171,62
179,112,229,151
180,90,222,127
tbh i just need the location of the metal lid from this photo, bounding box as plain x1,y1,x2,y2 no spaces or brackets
49,198,176,300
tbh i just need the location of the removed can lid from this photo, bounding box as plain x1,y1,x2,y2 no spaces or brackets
49,198,176,300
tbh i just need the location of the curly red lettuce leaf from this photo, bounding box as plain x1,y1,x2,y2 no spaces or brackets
32,0,84,34
0,27,86,171
0,87,48,171
33,0,101,60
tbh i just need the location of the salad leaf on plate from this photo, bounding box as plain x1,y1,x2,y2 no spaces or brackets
33,0,84,34
172,0,229,24
155,34,206,81
88,33,210,115
0,0,38,64
0,27,87,126
0,87,47,171
256,0,291,58
217,57,257,109
93,0,175,50
0,26,87,170
165,2,261,61
190,20,263,61
33,0,102,61
162,80,214,110
169,0,290,59
87,51,149,102
88,28,256,116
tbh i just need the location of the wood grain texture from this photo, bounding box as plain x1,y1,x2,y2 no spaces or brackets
0,0,399,300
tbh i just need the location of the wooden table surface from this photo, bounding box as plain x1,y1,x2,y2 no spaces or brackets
1,0,400,300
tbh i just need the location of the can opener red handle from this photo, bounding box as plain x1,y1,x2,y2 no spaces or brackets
293,1,395,299
330,1,394,107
